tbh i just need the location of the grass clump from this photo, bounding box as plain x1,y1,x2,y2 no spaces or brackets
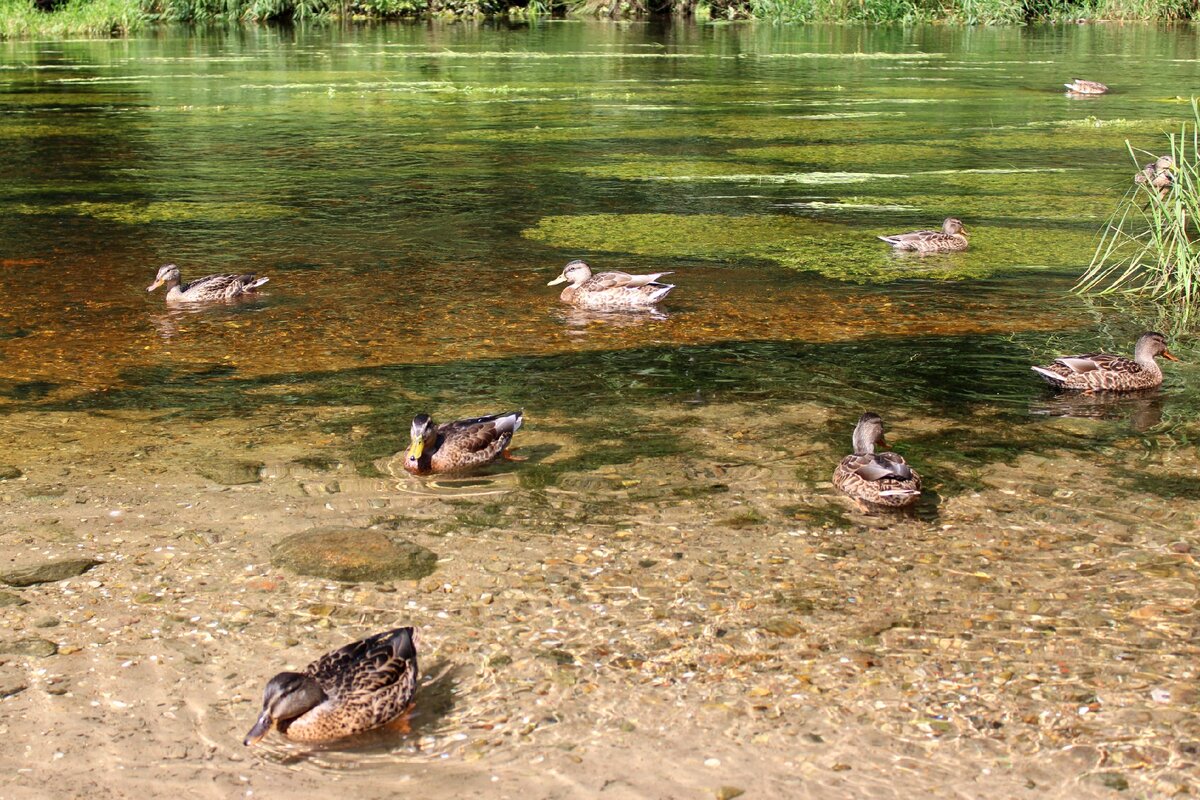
0,0,146,37
1076,99,1200,318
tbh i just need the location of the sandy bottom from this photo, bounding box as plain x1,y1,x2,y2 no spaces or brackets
1,401,1197,799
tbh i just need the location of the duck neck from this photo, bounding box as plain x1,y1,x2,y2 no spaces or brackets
852,427,876,456
1133,342,1162,375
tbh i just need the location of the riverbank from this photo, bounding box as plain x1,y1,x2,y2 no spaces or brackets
0,0,1196,40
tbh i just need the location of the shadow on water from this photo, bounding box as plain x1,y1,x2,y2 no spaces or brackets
4,332,1194,494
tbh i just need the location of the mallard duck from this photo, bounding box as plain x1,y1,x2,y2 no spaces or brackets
1135,155,1175,200
147,263,269,304
877,218,968,253
547,260,674,311
1064,79,1108,94
833,413,922,510
1032,331,1180,392
404,410,523,475
244,626,418,745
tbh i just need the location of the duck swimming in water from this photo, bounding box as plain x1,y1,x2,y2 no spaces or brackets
877,218,968,254
547,260,675,311
1031,331,1180,392
403,410,524,475
833,413,922,510
147,263,269,304
244,627,418,745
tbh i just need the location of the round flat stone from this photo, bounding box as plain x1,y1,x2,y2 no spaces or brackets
271,527,437,583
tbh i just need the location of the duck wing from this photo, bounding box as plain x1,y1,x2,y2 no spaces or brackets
438,410,523,453
307,627,418,699
1054,353,1143,375
878,229,938,245
850,453,914,482
584,271,673,291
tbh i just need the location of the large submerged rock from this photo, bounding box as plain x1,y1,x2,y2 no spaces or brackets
271,527,437,583
1,557,99,587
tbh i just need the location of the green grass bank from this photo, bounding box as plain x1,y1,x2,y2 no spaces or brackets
1,0,1197,37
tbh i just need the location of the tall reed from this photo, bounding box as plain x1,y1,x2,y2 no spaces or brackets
1076,99,1200,319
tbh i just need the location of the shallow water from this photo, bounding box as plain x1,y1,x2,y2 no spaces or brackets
2,20,1199,798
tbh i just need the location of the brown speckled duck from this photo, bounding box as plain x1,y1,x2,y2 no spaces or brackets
547,260,674,311
147,263,269,304
404,410,523,475
1135,155,1175,200
1064,79,1108,95
1032,331,1180,392
877,218,968,253
244,627,418,745
833,413,922,510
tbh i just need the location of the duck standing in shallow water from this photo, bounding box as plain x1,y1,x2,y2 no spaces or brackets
147,263,269,304
1032,331,1180,392
1064,79,1108,95
833,413,922,510
244,626,418,745
877,218,968,253
404,410,523,475
547,259,675,311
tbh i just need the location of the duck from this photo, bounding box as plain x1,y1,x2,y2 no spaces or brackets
1135,155,1175,200
833,413,922,510
1031,331,1180,392
1064,79,1108,94
244,626,418,745
147,263,269,304
877,218,968,253
547,260,674,311
404,410,523,475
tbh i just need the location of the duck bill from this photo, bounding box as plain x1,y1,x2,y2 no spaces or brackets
146,279,163,292
877,436,890,449
1163,350,1181,362
546,275,567,286
406,439,425,461
244,712,272,746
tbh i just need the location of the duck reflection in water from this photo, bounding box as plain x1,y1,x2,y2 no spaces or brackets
1030,389,1165,432
560,306,670,334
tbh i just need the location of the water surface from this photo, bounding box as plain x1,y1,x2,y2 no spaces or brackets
1,21,1199,798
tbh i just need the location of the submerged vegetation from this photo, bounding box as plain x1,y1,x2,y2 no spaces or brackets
1077,100,1200,319
1,0,1198,36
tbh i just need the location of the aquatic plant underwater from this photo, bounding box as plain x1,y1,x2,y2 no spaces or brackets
1076,99,1200,322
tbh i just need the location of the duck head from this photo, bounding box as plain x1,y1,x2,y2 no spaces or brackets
1135,331,1180,363
547,260,593,288
406,414,437,464
244,671,326,745
147,264,181,293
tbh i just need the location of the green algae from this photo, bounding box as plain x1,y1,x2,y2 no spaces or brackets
13,200,290,224
523,213,1096,283
730,142,957,169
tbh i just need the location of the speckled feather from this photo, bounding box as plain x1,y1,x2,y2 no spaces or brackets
561,272,674,310
174,273,268,302
877,218,968,254
1032,353,1162,391
405,411,522,476
282,628,418,742
833,452,922,509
